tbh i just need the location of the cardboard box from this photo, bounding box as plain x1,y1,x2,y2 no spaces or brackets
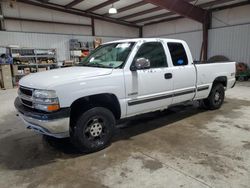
12,65,19,76
0,64,13,89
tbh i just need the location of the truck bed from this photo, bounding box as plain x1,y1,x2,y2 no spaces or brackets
194,61,236,100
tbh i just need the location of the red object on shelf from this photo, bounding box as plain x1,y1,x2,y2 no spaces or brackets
82,50,90,57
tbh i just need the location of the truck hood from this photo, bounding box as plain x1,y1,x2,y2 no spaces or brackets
19,66,113,89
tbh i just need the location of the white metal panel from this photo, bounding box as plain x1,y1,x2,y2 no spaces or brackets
19,3,53,21
175,18,202,33
208,24,250,65
1,1,20,17
212,4,250,28
51,10,91,25
53,24,92,35
21,21,55,33
73,0,107,10
4,20,22,31
139,15,178,25
4,19,92,35
143,18,202,37
94,19,139,38
1,2,91,24
143,20,176,36
126,9,170,22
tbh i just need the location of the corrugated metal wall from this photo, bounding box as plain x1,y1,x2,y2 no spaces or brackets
158,31,203,61
0,31,124,62
209,24,250,64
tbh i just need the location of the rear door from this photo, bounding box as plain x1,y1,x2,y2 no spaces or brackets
167,42,196,104
124,41,173,116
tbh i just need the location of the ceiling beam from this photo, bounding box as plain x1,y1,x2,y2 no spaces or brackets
17,0,140,28
65,0,85,8
85,0,119,12
35,0,50,3
142,0,207,23
103,1,147,16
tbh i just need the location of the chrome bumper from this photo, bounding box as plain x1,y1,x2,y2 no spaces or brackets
18,113,70,138
15,97,70,138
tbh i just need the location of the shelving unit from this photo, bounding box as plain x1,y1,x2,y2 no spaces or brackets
69,39,94,65
7,48,58,86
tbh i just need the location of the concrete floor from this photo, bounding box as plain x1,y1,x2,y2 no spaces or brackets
0,82,250,188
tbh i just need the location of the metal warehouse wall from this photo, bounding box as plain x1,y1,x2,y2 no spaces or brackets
0,1,139,63
143,18,203,60
1,2,139,38
143,5,250,65
0,31,122,63
209,24,250,64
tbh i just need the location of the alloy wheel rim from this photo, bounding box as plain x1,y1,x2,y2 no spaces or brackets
84,117,106,141
214,90,222,105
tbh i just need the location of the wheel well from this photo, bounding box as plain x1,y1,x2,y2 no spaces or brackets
70,93,121,128
213,76,227,88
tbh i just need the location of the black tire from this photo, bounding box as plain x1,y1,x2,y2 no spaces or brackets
202,83,225,110
71,107,115,153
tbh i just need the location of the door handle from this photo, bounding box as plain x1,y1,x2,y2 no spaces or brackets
164,73,172,79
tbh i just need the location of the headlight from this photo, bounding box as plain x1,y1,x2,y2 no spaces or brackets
33,90,57,98
32,90,60,112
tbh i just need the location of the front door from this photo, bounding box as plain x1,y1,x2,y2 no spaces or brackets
124,41,173,117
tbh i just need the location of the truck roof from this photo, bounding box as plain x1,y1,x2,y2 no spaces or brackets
104,38,185,44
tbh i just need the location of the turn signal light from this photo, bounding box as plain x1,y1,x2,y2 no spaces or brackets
47,104,60,112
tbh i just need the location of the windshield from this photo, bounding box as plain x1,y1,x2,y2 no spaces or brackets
79,42,135,68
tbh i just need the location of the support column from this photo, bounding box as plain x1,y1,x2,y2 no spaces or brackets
202,11,211,61
139,26,143,38
91,17,95,36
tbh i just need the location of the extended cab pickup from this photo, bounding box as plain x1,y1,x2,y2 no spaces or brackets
15,38,236,152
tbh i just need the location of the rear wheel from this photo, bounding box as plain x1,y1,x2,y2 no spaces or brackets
201,83,225,110
71,107,115,153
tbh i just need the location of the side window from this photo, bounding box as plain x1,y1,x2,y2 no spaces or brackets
134,42,167,68
167,42,188,66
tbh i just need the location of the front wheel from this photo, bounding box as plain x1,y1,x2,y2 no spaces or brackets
71,107,115,153
202,83,225,110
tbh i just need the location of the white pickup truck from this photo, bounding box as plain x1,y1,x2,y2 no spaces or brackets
15,38,236,152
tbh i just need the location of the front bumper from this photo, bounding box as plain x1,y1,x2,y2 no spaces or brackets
15,97,70,138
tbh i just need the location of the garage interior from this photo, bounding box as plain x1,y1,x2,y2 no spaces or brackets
0,0,250,187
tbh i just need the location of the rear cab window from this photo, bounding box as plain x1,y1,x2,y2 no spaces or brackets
167,42,188,66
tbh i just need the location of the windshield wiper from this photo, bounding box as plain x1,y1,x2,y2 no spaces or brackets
80,63,111,68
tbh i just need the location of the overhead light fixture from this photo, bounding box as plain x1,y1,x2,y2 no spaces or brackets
109,4,117,14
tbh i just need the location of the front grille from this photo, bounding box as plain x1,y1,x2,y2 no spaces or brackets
21,99,33,107
18,86,34,108
19,86,33,96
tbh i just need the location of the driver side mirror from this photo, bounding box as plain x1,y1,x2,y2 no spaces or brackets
131,58,151,71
